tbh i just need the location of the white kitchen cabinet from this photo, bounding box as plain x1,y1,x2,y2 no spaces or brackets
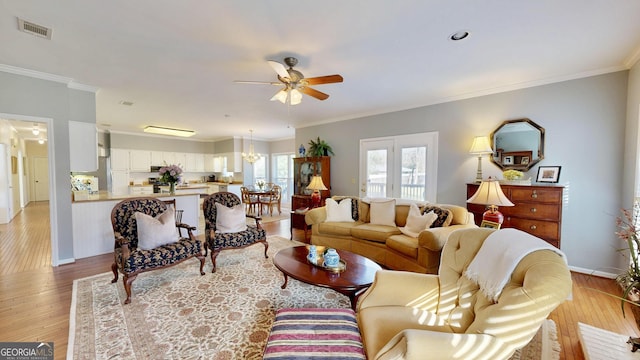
163,152,177,166
129,150,151,172
194,153,205,172
69,121,98,172
204,154,216,172
212,156,224,172
111,169,130,195
111,149,129,171
174,153,188,170
150,151,164,166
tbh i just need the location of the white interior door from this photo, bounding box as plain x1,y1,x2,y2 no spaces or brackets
359,139,394,198
33,157,49,201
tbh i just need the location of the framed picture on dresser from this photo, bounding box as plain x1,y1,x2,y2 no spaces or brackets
536,166,561,183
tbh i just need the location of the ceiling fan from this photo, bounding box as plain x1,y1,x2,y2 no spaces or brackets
235,57,343,105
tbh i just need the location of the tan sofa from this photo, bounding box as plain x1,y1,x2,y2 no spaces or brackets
305,197,476,273
356,227,572,360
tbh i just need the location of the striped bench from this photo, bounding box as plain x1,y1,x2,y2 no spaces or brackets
263,308,366,359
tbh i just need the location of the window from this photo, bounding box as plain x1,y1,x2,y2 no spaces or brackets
359,132,438,202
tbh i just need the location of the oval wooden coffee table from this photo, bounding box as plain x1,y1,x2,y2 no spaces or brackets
273,246,382,309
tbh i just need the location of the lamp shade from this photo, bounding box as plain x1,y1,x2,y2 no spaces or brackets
466,180,514,207
468,136,493,155
306,176,328,191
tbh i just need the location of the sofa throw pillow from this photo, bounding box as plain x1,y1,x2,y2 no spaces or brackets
400,203,439,237
423,205,453,228
331,196,359,221
215,203,247,233
325,198,355,222
369,199,396,226
135,207,180,250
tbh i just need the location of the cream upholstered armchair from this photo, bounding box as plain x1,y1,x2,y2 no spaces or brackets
356,227,572,360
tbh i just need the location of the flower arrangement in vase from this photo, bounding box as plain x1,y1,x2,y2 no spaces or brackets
159,163,183,194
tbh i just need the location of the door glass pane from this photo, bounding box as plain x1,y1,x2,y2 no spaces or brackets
401,146,426,200
272,154,293,203
367,149,387,198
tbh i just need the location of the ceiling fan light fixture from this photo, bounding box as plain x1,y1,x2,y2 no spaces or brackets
143,125,195,137
290,89,303,105
270,89,288,104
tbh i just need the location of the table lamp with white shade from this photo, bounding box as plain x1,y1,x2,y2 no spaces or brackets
466,178,514,225
469,136,494,183
306,176,328,208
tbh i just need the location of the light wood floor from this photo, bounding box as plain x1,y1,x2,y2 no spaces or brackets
0,202,637,360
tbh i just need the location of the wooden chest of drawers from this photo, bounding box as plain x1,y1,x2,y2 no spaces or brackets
466,183,564,248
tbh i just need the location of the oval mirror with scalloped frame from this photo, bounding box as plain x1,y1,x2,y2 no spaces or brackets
490,118,545,171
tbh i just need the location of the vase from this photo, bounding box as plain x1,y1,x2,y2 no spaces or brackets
324,248,340,268
169,182,176,195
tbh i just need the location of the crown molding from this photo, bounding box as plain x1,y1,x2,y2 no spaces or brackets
0,64,98,93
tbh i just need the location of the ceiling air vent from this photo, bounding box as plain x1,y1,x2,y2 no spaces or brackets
17,18,52,39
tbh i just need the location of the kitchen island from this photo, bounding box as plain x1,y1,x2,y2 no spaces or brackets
71,192,201,259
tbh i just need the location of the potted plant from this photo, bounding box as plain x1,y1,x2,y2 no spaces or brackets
307,137,334,157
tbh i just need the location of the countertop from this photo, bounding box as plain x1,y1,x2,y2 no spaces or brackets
72,191,203,203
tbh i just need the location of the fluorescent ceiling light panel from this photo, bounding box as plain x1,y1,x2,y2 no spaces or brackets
143,126,195,137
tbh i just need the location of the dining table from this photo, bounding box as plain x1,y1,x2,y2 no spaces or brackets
246,186,275,216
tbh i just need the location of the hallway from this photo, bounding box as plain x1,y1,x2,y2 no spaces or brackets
0,201,51,275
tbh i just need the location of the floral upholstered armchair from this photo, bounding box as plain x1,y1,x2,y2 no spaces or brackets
110,197,206,304
203,192,268,272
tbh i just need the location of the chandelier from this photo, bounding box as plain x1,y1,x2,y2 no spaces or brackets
242,130,262,164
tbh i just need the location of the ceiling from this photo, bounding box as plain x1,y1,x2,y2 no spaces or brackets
1,1,640,142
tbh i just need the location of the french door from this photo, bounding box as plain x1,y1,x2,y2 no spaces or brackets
359,132,438,202
272,153,294,205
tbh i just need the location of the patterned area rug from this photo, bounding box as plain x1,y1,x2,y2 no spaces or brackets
68,236,559,359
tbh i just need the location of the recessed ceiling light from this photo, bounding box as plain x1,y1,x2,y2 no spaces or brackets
449,30,470,41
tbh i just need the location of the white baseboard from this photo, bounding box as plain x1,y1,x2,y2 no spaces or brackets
569,265,617,279
57,257,76,266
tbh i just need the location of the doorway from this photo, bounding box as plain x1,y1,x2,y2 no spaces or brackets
0,115,52,268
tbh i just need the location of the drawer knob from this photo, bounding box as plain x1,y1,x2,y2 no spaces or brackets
531,190,538,199
530,225,537,230
530,208,537,213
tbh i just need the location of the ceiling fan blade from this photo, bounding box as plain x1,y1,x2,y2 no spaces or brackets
234,80,282,85
300,86,329,101
268,60,290,79
303,74,344,85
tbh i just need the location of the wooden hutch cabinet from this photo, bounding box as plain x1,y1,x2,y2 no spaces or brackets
466,183,564,248
290,156,331,240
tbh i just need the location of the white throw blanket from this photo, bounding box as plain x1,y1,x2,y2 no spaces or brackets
464,228,567,302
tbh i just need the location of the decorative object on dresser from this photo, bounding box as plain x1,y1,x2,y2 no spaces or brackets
466,178,515,225
467,183,564,248
536,166,562,183
490,118,545,171
469,136,494,183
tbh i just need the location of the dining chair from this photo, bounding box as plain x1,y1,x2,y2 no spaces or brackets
259,184,282,216
240,186,260,214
